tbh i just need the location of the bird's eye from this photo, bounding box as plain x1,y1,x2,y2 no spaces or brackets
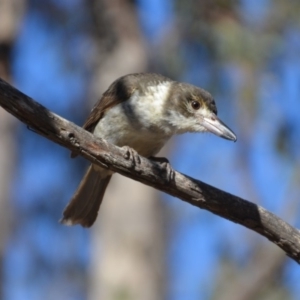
191,101,201,110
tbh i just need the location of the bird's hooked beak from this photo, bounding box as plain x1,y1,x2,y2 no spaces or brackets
201,115,237,142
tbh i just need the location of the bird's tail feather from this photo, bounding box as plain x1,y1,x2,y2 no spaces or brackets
60,165,111,227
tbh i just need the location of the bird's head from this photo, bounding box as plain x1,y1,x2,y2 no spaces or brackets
166,82,237,141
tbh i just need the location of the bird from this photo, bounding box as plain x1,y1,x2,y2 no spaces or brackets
60,73,237,227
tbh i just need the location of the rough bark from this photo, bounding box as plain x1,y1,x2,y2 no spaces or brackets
1,78,300,263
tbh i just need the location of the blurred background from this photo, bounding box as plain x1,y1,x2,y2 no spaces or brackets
1,0,300,299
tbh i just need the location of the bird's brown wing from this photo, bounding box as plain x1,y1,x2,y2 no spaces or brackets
71,75,136,158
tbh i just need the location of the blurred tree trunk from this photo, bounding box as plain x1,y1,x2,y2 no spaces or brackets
0,0,26,296
86,1,166,299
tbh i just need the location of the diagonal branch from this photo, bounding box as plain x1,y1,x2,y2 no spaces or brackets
0,77,300,263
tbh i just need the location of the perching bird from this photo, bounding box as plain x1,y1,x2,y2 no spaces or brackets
61,73,236,227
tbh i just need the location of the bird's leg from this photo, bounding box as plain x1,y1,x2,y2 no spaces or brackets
122,146,141,168
149,156,175,183
149,156,169,164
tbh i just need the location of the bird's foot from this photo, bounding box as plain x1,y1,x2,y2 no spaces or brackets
149,156,175,183
122,146,141,168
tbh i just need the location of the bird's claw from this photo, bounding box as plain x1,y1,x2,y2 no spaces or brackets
123,146,141,167
149,156,175,183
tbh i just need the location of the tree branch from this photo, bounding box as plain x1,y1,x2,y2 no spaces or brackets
0,77,300,263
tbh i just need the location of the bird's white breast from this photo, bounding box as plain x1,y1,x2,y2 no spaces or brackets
93,81,173,157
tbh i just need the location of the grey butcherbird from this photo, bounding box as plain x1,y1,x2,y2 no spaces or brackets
61,73,237,227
